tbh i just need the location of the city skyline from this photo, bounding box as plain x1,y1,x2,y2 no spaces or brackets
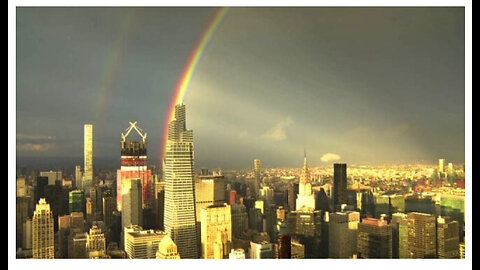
16,7,465,169
11,4,471,268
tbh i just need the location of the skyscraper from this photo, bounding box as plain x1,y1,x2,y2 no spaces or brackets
437,216,460,258
391,212,408,258
439,158,445,173
195,173,226,221
407,212,437,258
329,211,359,258
164,104,198,258
84,124,93,193
254,159,261,199
200,204,232,259
357,217,392,258
333,163,347,211
122,178,143,230
87,225,106,254
116,121,152,211
296,151,315,211
75,165,83,190
32,198,54,259
69,190,85,214
125,227,168,259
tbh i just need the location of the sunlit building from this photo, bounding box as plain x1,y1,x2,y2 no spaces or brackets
84,124,93,193
291,240,305,259
250,241,274,259
254,159,261,199
229,248,245,259
407,212,437,258
296,151,315,211
164,104,198,258
116,122,152,211
125,227,168,259
195,173,226,221
32,198,54,259
200,204,232,259
87,225,106,253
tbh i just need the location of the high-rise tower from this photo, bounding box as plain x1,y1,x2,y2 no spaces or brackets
254,159,261,199
164,104,198,258
296,150,315,211
84,124,93,193
32,198,54,258
116,122,152,211
333,163,347,211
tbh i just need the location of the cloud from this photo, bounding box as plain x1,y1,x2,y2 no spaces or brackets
262,116,293,141
17,143,54,152
17,133,56,140
321,152,341,162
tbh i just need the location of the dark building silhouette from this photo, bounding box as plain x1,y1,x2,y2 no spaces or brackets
34,176,48,203
333,163,347,211
287,182,299,211
315,188,330,212
278,234,291,258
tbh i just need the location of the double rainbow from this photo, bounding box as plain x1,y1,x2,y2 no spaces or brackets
160,7,229,162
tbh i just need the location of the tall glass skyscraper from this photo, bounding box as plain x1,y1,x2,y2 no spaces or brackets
84,124,93,193
164,104,199,258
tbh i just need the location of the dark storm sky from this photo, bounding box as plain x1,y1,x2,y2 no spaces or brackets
16,7,465,169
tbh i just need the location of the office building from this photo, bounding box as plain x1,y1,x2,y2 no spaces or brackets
391,213,408,258
278,234,291,258
23,218,32,250
87,225,106,253
122,178,143,230
437,216,460,258
329,211,359,258
17,177,27,197
195,173,226,221
200,204,232,259
291,240,305,259
116,122,153,211
231,204,248,238
102,196,116,228
333,163,347,211
250,241,274,259
254,159,261,199
72,232,88,258
40,170,62,186
75,165,83,190
34,176,48,204
287,182,299,211
69,190,85,214
407,212,437,258
164,104,199,258
357,217,392,258
125,227,168,259
84,124,93,193
32,199,54,259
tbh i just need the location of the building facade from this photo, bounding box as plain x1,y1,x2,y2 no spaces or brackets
164,104,199,258
32,198,54,259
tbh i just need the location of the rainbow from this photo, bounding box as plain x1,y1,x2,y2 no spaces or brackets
95,11,136,126
160,7,229,162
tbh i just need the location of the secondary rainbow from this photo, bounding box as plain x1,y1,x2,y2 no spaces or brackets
160,7,229,161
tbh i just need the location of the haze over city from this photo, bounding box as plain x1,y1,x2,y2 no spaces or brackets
16,7,465,169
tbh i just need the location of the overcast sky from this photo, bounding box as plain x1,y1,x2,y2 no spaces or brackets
16,7,465,169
